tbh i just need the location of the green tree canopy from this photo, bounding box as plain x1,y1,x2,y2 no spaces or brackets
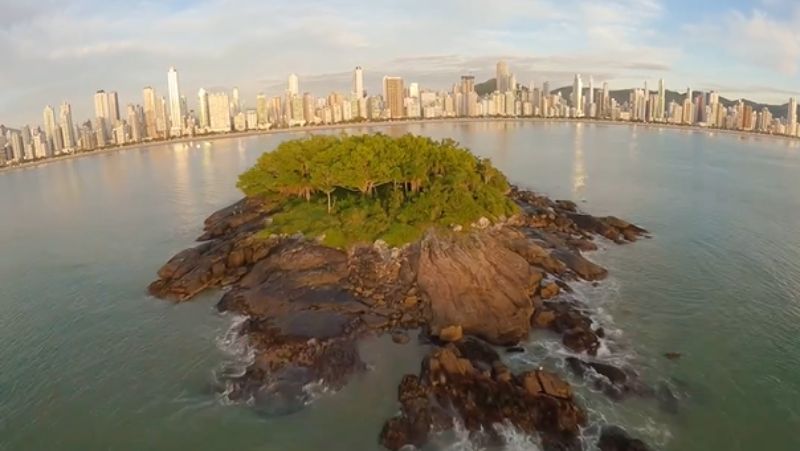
237,133,518,248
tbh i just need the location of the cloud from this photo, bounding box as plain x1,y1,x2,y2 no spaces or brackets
728,9,800,75
0,0,793,127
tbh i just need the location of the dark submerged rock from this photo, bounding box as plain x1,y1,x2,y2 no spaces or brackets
598,426,652,451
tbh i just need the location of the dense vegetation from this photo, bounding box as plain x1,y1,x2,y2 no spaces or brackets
237,133,518,248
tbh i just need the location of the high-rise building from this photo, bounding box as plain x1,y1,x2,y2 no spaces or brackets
93,90,111,133
127,104,142,143
231,87,240,116
383,76,405,119
108,91,120,123
142,87,159,139
197,88,210,129
353,66,364,98
167,67,183,137
657,79,666,121
256,94,268,128
572,74,583,116
788,97,797,136
587,77,595,118
303,93,315,123
42,105,57,153
157,96,169,137
288,73,299,97
460,75,476,116
496,61,510,93
208,91,231,133
59,101,75,151
408,82,420,99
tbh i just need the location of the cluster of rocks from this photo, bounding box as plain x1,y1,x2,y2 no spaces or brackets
148,187,655,450
380,339,586,451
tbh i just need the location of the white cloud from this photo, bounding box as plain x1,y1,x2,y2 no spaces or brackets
727,9,800,75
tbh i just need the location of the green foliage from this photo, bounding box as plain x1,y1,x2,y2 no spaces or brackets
241,133,518,248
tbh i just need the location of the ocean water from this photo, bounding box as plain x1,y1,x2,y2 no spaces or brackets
1,121,799,450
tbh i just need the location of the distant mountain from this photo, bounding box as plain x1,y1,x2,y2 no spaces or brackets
475,78,497,96
474,78,790,119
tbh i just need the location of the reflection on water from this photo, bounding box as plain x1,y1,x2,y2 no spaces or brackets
572,123,586,198
1,121,800,451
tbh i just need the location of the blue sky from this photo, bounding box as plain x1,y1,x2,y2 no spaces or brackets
1,0,799,127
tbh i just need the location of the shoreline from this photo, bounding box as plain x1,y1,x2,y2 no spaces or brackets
2,117,798,174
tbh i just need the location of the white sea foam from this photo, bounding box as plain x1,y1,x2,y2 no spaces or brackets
214,314,255,405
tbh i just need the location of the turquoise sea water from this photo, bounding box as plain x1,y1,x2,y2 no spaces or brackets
1,121,799,450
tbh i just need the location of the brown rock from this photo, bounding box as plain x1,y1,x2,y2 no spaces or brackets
402,295,419,309
537,370,572,399
435,347,473,376
392,330,411,345
228,249,244,268
532,309,557,329
521,372,543,395
418,230,536,345
552,249,608,281
540,281,560,299
438,325,463,342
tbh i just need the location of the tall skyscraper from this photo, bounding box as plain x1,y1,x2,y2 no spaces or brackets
788,97,797,136
657,79,666,121
42,105,57,152
382,76,405,119
460,75,476,116
572,74,583,116
127,104,142,143
167,67,183,137
142,87,158,139
59,101,75,151
108,91,120,123
157,96,169,137
587,77,595,117
288,73,299,97
231,87,240,115
353,66,364,98
496,61,510,93
256,93,268,127
93,90,111,127
198,88,210,129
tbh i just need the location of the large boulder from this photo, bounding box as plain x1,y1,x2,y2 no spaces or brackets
417,230,538,345
552,249,608,281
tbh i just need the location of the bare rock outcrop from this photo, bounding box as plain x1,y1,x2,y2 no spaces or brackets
418,229,542,345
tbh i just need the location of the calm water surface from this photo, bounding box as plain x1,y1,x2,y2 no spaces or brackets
1,121,799,450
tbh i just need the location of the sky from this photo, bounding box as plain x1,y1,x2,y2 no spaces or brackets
1,0,799,127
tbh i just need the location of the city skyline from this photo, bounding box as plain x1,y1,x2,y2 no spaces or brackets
2,60,798,168
2,0,800,126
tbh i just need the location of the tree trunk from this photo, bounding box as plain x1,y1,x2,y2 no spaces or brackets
326,191,332,214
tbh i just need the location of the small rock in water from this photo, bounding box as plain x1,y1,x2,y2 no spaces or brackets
391,330,410,345
505,346,526,354
663,352,682,361
595,327,606,338
656,382,679,415
598,425,651,451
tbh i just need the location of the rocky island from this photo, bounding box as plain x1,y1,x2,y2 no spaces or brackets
149,133,654,450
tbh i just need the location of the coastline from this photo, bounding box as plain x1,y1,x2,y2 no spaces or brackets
2,116,798,175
